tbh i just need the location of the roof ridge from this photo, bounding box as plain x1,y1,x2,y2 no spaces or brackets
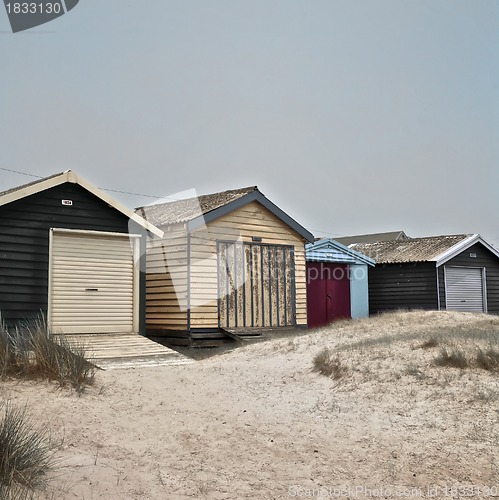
0,169,163,237
407,233,470,239
0,170,70,198
136,185,258,211
136,185,260,225
350,234,480,264
353,234,470,245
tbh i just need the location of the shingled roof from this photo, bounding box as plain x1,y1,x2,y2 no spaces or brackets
350,235,471,264
136,185,314,242
136,186,257,226
0,171,64,199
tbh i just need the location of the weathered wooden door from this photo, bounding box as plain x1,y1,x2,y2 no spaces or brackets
217,241,296,328
307,262,351,328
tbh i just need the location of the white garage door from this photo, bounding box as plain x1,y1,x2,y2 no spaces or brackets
445,266,486,313
49,229,140,334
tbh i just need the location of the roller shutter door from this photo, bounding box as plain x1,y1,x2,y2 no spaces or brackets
49,230,138,334
445,266,485,313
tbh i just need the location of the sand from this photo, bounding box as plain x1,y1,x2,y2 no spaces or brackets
1,310,498,499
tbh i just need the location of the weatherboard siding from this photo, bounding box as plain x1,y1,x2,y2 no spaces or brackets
368,262,438,313
0,183,141,328
145,224,189,331
438,243,499,314
189,201,307,329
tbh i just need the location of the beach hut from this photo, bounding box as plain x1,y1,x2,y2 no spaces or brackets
0,171,162,334
136,186,314,345
306,238,375,327
351,234,499,314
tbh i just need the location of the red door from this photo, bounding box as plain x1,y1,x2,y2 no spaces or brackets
307,263,351,328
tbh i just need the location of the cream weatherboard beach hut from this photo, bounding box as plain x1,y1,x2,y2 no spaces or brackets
136,186,314,345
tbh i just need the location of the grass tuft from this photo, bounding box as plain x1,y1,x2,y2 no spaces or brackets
475,347,499,373
0,315,95,392
0,402,57,500
434,348,469,369
418,338,439,349
312,348,346,380
433,345,499,373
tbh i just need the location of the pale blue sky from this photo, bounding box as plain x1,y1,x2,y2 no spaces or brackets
1,1,498,246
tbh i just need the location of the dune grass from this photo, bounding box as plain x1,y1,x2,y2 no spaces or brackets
434,345,499,372
0,316,94,498
312,347,346,380
0,402,57,500
308,311,499,389
0,315,95,393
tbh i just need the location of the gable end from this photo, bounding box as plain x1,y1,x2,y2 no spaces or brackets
187,190,314,242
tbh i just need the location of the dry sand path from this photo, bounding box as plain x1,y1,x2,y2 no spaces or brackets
2,310,498,499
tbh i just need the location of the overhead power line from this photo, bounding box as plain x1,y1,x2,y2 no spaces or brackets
309,228,346,237
0,167,43,178
94,187,161,199
0,166,163,199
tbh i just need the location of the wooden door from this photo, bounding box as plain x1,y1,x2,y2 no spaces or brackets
218,241,296,329
326,264,351,320
307,262,351,328
307,262,327,328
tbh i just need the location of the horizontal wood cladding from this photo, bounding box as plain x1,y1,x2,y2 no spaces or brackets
144,229,188,330
144,200,308,337
189,201,307,329
438,243,499,314
0,184,134,326
368,262,438,314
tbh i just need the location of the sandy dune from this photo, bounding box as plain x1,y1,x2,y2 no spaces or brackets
2,310,498,499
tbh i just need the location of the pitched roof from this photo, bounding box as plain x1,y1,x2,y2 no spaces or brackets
136,186,257,226
136,186,314,242
335,231,408,246
0,171,64,198
0,170,163,237
350,234,474,264
306,238,375,266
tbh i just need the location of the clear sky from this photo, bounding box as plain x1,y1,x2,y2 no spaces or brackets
1,1,498,246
